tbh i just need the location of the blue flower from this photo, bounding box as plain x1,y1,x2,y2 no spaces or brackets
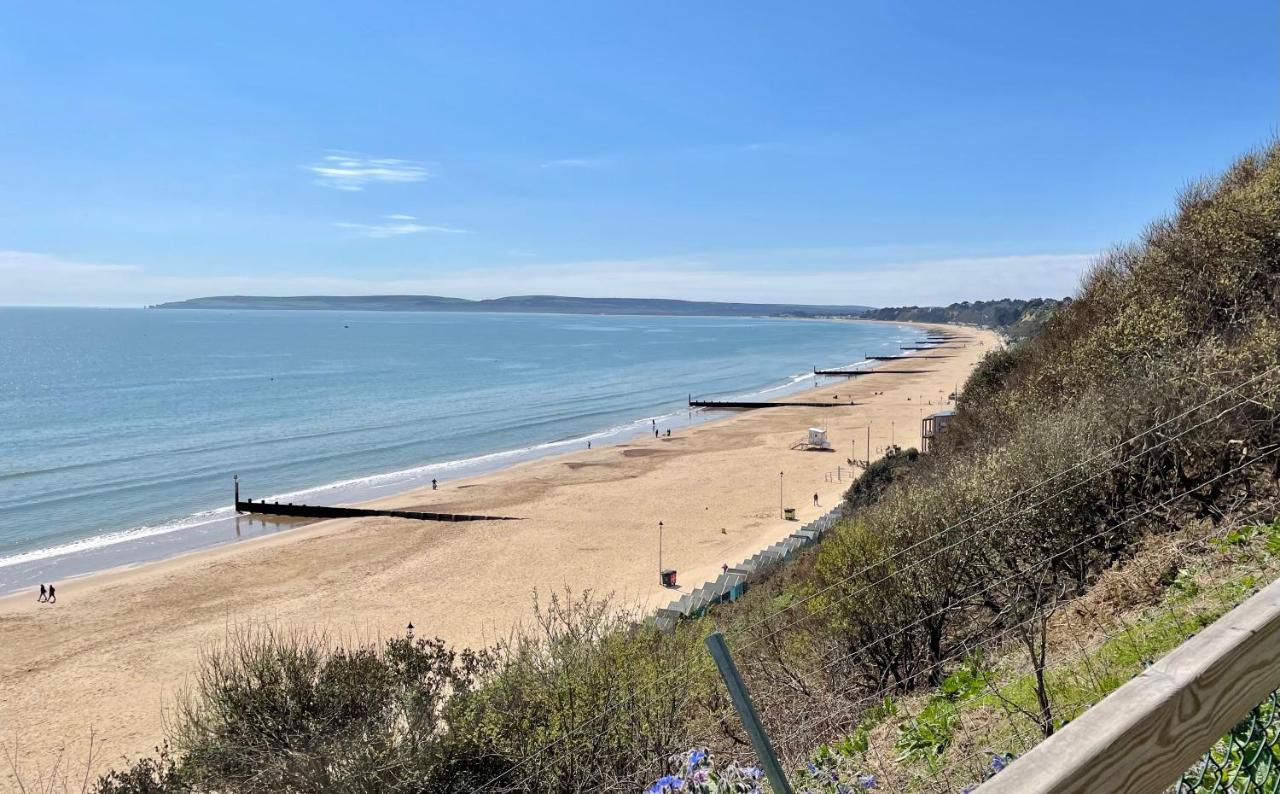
647,774,684,793
686,748,707,771
742,765,764,780
807,761,820,775
990,754,1006,774
858,773,878,789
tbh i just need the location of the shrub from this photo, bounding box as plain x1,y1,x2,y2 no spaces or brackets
439,590,724,791
171,627,493,791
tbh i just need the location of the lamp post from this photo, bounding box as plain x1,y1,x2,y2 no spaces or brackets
658,520,664,582
849,425,871,469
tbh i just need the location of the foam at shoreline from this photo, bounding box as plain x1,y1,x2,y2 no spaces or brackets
0,356,880,586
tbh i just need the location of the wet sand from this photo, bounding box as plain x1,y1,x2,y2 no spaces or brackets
0,323,998,785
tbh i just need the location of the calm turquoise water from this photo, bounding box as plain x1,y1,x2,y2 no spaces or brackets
0,308,916,590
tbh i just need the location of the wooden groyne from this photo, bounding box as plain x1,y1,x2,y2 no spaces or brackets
236,498,521,522
233,479,520,522
689,397,855,409
813,367,935,376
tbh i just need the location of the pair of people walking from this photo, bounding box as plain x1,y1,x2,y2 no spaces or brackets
36,583,56,603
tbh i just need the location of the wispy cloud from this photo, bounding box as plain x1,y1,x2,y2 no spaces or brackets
0,249,1093,308
381,253,1091,306
334,214,470,239
539,157,609,169
0,250,140,277
306,153,431,191
539,142,782,170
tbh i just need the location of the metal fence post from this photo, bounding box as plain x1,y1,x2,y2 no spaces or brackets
705,631,794,794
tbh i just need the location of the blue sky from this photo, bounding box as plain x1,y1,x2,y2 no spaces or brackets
1,1,1275,306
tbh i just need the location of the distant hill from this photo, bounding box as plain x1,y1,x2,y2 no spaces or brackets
149,294,873,318
862,297,1068,339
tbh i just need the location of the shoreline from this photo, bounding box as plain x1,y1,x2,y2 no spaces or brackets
0,317,895,594
0,321,998,785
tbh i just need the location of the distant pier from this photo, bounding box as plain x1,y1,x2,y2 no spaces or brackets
689,396,856,409
866,353,952,361
814,367,935,376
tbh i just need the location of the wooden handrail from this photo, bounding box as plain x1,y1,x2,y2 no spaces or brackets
976,576,1280,793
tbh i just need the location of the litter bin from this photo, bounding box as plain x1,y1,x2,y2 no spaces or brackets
660,569,678,588
783,507,797,520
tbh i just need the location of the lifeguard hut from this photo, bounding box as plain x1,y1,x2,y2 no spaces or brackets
921,409,956,453
792,427,832,451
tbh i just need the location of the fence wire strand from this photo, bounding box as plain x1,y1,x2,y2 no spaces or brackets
477,376,1277,793
755,505,1278,793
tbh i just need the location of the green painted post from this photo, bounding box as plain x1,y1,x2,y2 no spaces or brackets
704,631,794,794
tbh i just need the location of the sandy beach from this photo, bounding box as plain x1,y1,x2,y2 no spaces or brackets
0,322,998,785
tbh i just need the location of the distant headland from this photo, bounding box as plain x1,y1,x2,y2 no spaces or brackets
149,295,1067,334
148,294,874,317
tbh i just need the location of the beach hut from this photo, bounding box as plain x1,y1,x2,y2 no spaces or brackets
654,609,681,633
921,408,957,453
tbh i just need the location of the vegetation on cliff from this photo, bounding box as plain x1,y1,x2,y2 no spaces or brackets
81,142,1278,793
863,298,1067,339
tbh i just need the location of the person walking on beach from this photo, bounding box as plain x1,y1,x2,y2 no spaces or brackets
431,478,438,490
587,440,591,450
37,584,46,602
813,493,819,507
47,584,56,604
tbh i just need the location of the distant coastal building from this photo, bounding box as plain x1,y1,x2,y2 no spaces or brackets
921,408,956,453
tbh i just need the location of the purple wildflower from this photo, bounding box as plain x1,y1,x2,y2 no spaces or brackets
686,748,707,771
647,774,684,793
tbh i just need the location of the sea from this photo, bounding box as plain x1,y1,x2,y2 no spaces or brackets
0,307,919,592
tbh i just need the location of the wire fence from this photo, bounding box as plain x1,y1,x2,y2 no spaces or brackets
473,368,1280,788
749,502,1280,793
1176,688,1280,793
